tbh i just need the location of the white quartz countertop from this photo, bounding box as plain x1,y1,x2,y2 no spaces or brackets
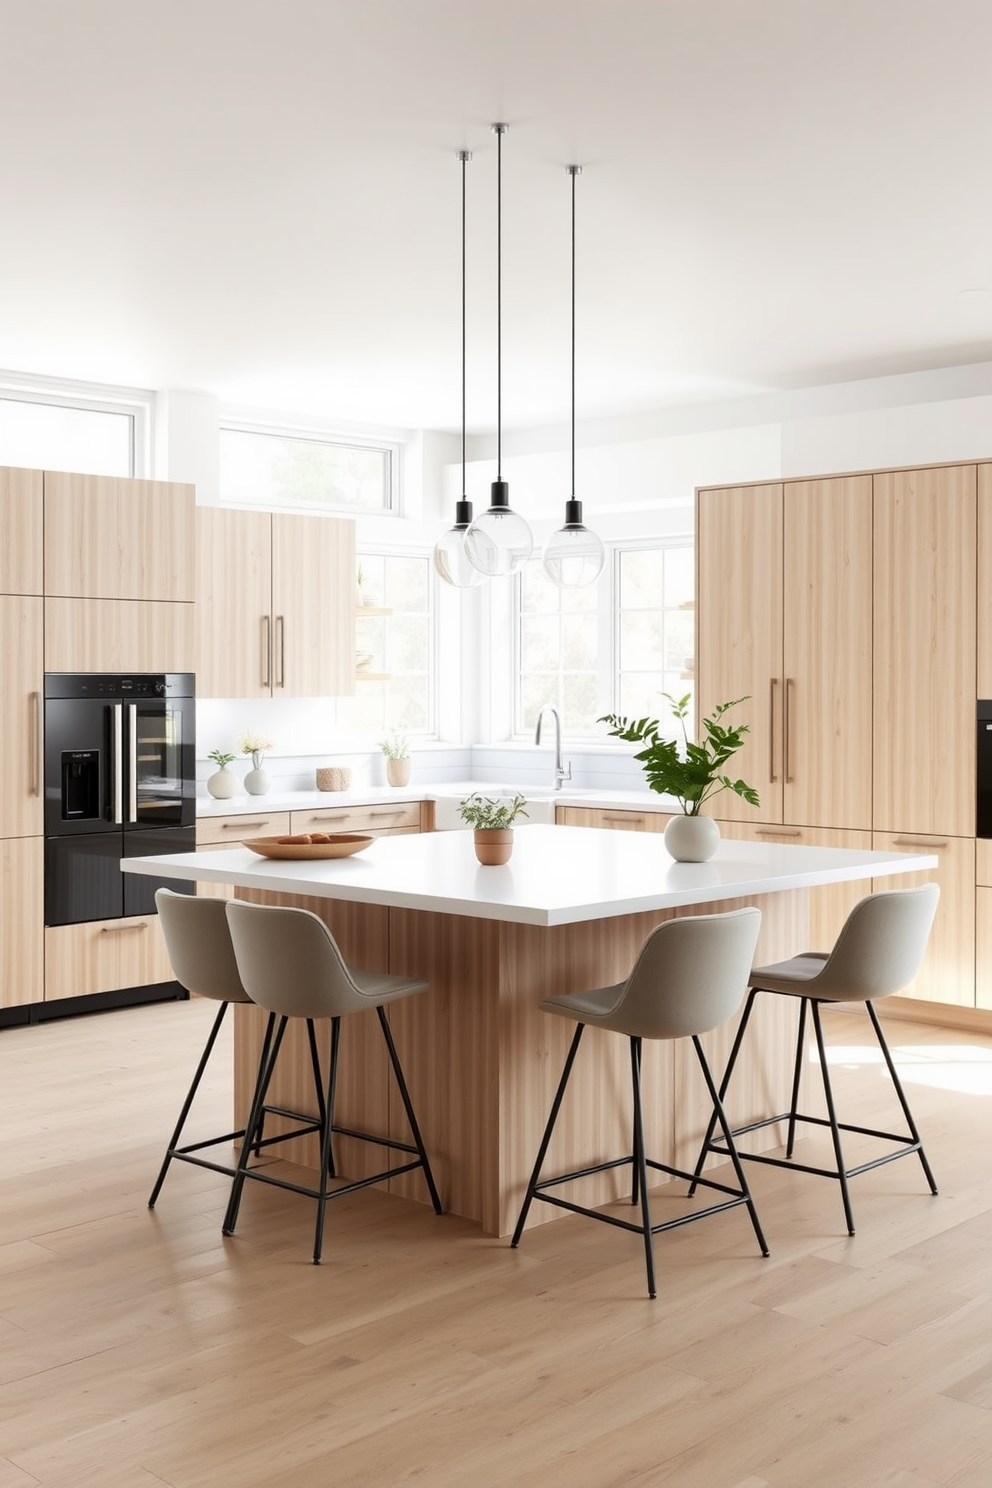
195,782,681,819
124,825,937,928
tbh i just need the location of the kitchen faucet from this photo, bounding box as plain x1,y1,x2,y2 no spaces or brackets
534,705,571,791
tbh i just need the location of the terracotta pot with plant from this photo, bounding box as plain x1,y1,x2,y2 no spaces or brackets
458,792,529,865
599,693,759,861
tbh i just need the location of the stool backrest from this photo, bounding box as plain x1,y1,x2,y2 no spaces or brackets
611,907,762,1040
806,882,940,1002
155,888,251,1004
224,899,371,1020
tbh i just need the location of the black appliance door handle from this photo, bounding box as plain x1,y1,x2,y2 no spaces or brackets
112,704,123,824
127,704,138,823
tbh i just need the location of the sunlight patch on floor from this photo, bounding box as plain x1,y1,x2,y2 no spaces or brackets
810,1043,992,1095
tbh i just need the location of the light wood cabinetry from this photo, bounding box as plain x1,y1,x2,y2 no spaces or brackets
196,812,293,899
555,805,671,832
870,832,975,1006
45,597,196,673
44,473,195,602
1,837,43,1009
290,802,426,837
873,464,976,836
978,464,992,696
0,467,43,594
196,507,356,698
45,915,175,1003
0,595,44,838
697,475,872,829
717,820,872,955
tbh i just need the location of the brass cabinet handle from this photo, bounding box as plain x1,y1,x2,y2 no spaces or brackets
276,615,285,688
603,814,645,823
261,615,271,689
784,677,794,784
769,677,778,783
221,820,270,830
369,809,404,818
30,691,41,796
307,813,350,824
100,921,149,934
893,836,948,850
755,826,802,838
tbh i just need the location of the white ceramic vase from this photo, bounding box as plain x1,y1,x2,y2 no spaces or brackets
386,758,411,787
664,813,720,863
206,766,240,800
243,766,270,796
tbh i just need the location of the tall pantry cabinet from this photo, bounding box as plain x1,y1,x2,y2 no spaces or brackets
0,468,44,1009
697,461,977,1007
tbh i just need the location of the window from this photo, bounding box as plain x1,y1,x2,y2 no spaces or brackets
219,426,396,514
0,391,136,475
616,543,695,731
513,538,694,736
338,552,434,738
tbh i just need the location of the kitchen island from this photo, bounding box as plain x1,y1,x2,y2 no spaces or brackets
124,826,936,1236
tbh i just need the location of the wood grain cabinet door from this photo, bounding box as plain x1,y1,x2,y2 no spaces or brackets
0,836,43,1007
44,473,195,602
697,483,784,823
0,594,43,837
271,514,355,698
782,476,873,830
871,831,975,1007
0,466,43,596
873,465,977,837
196,507,273,698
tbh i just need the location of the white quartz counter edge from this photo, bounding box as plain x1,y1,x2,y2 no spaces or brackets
126,825,938,928
195,782,680,819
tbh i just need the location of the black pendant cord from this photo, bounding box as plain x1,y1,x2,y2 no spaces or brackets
461,149,468,498
496,124,503,481
570,164,576,501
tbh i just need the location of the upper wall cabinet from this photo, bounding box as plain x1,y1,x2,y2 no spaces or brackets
873,464,976,837
44,473,195,602
697,475,872,830
0,466,43,596
196,507,355,699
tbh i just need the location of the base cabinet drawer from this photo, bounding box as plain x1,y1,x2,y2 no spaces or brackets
1,836,43,1008
196,813,292,848
45,916,174,1002
871,832,975,1007
290,802,425,836
555,806,670,832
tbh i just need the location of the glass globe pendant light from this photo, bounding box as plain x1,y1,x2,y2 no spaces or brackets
542,164,605,589
465,123,533,577
434,149,485,588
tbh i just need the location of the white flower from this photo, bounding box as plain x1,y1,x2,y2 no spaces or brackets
237,731,274,770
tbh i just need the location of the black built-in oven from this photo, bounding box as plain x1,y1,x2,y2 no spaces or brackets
44,673,197,926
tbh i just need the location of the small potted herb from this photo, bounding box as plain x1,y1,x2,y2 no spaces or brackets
458,792,529,865
380,730,411,787
206,748,239,800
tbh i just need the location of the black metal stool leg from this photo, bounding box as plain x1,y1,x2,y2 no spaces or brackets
310,1016,333,1176
688,987,759,1195
511,1023,585,1246
693,1035,769,1257
810,1001,856,1235
631,1036,643,1206
223,1015,288,1236
312,1024,338,1264
376,1006,443,1214
865,1001,938,1194
148,1001,229,1207
629,1036,656,1299
786,997,808,1158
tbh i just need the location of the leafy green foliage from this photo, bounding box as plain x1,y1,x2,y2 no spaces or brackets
457,793,530,830
207,749,236,768
599,694,760,816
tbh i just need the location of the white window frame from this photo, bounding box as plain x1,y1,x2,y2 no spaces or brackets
346,544,437,741
218,416,402,518
0,369,151,475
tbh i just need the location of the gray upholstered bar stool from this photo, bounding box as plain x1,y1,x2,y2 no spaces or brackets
149,889,325,1207
511,907,766,1299
223,898,443,1263
690,883,940,1234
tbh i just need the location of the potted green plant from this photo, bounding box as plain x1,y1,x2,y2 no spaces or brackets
599,693,759,861
380,729,411,787
206,748,240,800
458,792,529,865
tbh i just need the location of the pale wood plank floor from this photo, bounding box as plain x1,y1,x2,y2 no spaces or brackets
2,999,991,1487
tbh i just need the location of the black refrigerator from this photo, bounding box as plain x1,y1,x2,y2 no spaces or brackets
44,673,196,927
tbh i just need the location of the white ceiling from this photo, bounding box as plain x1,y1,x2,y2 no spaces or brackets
3,0,992,435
